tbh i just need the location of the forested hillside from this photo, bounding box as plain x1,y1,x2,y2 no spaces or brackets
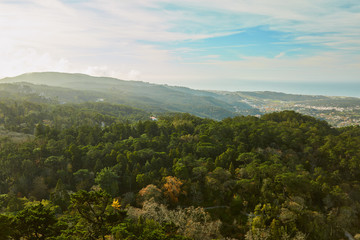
0,72,255,119
2,72,360,127
1,98,360,239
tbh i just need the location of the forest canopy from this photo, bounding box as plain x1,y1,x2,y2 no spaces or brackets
0,99,360,239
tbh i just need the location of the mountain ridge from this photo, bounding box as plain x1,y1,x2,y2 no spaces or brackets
3,72,358,99
0,72,249,119
1,72,360,126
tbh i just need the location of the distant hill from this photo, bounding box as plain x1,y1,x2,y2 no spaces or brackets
1,72,360,125
0,72,255,119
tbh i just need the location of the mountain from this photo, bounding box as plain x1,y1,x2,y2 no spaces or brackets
0,72,255,119
1,72,360,126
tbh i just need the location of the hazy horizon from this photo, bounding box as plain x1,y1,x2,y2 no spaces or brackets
190,80,360,98
0,0,359,96
3,71,360,98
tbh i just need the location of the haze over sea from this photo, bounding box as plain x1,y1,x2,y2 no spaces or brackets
194,81,360,98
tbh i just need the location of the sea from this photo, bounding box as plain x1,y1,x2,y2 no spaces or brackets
201,81,360,98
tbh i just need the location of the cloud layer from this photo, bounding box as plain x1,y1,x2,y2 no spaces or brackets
0,0,359,90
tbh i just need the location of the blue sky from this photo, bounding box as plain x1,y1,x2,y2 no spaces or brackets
0,0,359,95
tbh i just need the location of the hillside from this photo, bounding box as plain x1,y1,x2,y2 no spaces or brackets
1,72,360,126
0,107,360,239
0,72,253,119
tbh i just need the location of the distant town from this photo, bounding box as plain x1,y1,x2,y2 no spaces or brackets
242,99,360,127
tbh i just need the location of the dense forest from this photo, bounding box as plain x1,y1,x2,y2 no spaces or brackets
1,98,360,239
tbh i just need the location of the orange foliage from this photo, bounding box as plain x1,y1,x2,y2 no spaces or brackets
138,184,162,204
163,176,184,204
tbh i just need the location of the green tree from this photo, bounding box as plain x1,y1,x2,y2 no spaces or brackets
12,203,62,240
69,190,112,240
50,179,70,212
0,214,14,239
74,168,94,191
95,167,119,197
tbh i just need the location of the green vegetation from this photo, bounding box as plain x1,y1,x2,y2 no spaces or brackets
0,72,250,119
2,72,360,126
0,96,360,239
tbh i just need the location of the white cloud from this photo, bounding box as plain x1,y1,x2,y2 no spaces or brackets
0,0,359,89
84,66,117,78
190,51,360,83
139,51,360,91
0,47,71,78
139,0,360,50
275,52,285,59
127,70,141,80
84,65,141,80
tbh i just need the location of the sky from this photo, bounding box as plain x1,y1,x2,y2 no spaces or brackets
0,0,359,96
